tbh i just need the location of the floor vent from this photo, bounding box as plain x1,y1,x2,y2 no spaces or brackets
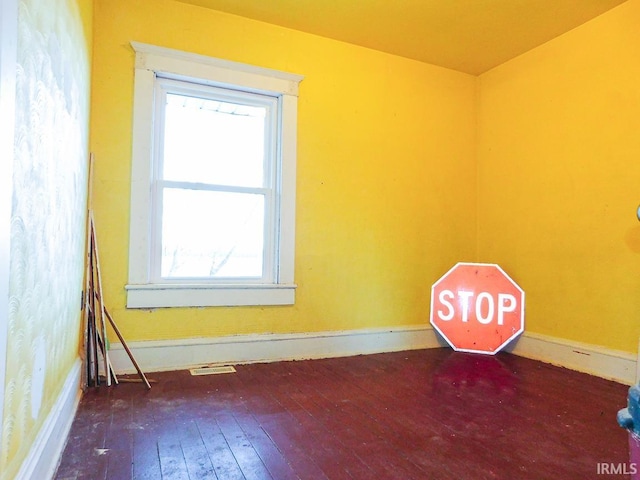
190,365,236,376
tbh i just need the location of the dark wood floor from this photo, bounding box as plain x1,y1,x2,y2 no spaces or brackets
55,348,632,479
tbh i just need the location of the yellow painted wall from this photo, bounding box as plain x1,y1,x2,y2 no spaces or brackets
477,0,640,353
91,0,477,341
1,0,92,477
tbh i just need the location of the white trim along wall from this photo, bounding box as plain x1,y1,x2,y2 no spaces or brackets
109,326,442,373
507,332,637,385
108,327,638,385
14,361,82,480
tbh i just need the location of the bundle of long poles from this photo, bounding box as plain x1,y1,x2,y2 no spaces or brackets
84,212,116,387
82,154,151,390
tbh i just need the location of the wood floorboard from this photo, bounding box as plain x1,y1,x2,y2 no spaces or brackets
176,419,217,479
315,358,460,479
233,412,299,480
310,368,446,475
288,361,385,477
55,389,111,480
286,361,424,478
131,396,163,480
239,363,335,480
196,414,244,479
263,381,367,479
157,436,189,479
55,349,632,479
104,405,134,479
315,355,462,478
215,412,275,480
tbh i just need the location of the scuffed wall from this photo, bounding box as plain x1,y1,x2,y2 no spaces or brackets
92,0,477,342
0,0,90,477
477,0,640,352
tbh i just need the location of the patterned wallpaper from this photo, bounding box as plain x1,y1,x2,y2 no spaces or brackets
1,0,90,476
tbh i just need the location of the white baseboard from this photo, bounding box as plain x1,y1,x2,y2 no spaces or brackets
16,359,82,480
108,325,443,374
507,331,637,385
108,327,638,385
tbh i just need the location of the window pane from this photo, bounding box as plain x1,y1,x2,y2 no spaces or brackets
163,93,266,187
160,188,265,278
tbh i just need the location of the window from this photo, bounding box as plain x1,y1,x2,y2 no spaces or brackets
126,43,303,308
156,83,276,281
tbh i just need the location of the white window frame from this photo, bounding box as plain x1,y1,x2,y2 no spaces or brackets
126,42,302,308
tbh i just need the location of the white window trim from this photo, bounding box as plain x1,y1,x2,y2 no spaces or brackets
126,42,302,308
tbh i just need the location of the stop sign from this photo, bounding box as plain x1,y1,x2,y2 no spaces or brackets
430,262,525,355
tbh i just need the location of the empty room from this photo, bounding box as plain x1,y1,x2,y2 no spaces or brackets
1,0,640,478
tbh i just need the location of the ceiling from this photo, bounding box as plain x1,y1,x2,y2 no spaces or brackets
174,0,627,75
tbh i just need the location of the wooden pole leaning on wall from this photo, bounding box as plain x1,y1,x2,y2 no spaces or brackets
89,214,118,387
82,153,151,390
82,153,116,388
97,297,152,390
81,153,97,388
90,211,113,386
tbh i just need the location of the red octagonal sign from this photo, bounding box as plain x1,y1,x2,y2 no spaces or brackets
430,263,525,355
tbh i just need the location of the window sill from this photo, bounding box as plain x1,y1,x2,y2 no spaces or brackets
125,283,296,308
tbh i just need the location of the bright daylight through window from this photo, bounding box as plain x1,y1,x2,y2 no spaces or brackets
126,43,303,308
158,83,275,280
